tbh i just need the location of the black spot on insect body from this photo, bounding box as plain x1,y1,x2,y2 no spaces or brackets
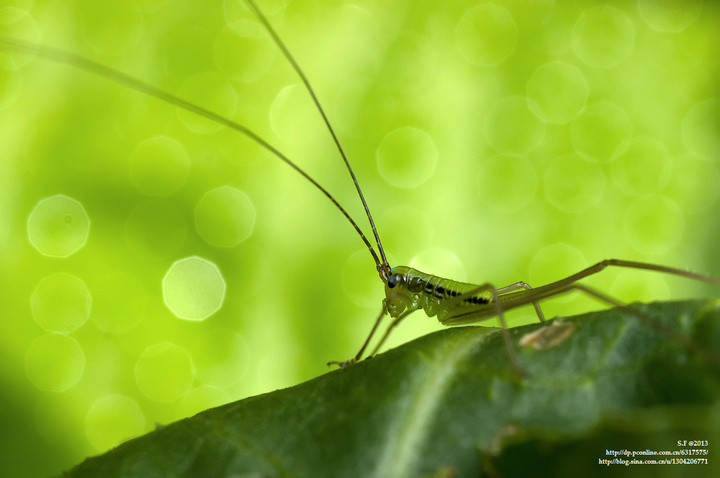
424,282,434,294
464,295,489,305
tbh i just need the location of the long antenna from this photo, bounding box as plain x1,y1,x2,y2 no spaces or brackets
243,0,391,280
0,37,386,275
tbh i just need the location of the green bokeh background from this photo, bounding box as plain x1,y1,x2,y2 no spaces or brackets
1,0,719,476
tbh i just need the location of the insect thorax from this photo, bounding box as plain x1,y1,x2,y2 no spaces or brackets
384,266,482,318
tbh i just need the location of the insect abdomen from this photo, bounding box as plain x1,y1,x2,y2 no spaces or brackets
408,269,487,316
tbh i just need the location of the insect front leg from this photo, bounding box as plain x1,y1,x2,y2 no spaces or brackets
328,304,388,368
368,309,418,358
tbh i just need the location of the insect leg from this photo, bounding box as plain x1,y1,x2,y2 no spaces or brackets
368,309,417,358
490,284,525,377
328,305,388,368
496,281,546,322
569,283,720,369
467,259,720,315
442,283,525,376
366,284,538,371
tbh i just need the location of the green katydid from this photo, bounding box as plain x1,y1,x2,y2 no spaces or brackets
3,0,719,377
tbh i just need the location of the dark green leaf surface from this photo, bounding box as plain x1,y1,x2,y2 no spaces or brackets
62,300,720,478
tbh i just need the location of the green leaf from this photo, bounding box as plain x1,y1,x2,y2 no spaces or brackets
62,300,720,478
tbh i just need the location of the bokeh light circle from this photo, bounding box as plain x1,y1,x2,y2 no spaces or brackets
135,342,194,402
31,272,92,333
128,136,190,197
638,0,701,33
269,84,313,144
572,5,635,69
623,196,683,255
27,195,90,258
194,186,256,247
162,256,226,321
376,127,438,189
341,250,382,309
544,153,604,214
455,3,517,66
612,137,672,196
529,243,587,291
192,328,250,387
410,247,466,284
484,96,545,154
526,62,588,124
176,72,238,134
477,154,537,214
85,394,145,452
25,334,85,392
214,22,274,82
571,101,632,162
682,98,720,161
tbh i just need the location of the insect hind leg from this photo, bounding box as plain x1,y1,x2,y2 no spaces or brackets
373,282,527,377
443,282,527,377
496,281,546,323
569,283,720,370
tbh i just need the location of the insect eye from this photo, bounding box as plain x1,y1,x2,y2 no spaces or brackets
388,274,401,288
